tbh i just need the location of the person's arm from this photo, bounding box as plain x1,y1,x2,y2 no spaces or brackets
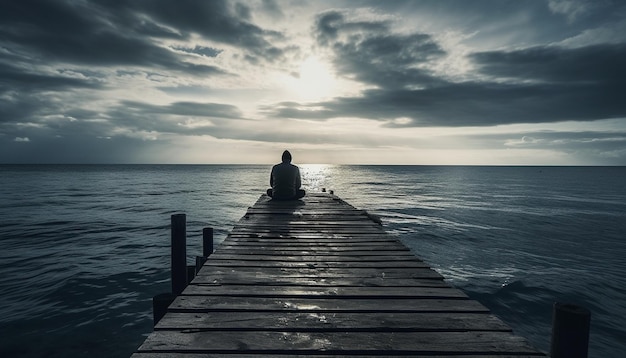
269,167,274,187
295,167,302,189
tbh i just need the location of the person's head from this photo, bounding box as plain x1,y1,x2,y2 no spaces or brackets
281,150,292,163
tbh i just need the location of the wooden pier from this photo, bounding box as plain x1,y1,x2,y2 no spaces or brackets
133,193,546,357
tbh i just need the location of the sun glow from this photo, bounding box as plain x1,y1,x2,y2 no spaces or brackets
286,57,337,101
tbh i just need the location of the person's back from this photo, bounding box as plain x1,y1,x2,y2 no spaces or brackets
267,150,305,200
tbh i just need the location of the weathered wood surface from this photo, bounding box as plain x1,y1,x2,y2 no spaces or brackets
134,193,545,357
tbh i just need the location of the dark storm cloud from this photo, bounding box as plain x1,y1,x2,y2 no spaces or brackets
121,0,288,62
264,9,626,127
0,63,102,93
0,1,213,74
314,11,390,46
0,0,286,75
100,100,352,146
358,0,626,44
471,44,626,84
0,97,248,162
121,101,243,119
313,11,446,88
261,0,285,19
269,78,624,127
174,46,223,58
0,0,290,163
78,100,249,140
0,62,103,126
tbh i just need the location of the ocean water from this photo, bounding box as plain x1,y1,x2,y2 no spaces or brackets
0,164,624,357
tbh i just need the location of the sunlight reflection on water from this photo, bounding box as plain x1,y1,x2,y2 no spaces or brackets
300,164,333,193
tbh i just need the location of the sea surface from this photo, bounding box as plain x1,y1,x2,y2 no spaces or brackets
0,164,624,357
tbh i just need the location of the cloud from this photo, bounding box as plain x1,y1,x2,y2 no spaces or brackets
501,129,626,164
262,11,626,127
313,10,447,90
0,0,291,163
548,0,590,21
124,0,288,62
0,0,285,75
120,101,243,120
0,62,105,126
174,45,223,58
1,0,626,164
502,130,626,151
0,63,103,92
471,43,626,84
261,0,284,19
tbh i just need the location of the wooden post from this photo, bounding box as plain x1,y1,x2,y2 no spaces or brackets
203,227,214,257
171,213,187,295
187,265,196,284
195,256,205,274
550,302,591,358
152,293,175,326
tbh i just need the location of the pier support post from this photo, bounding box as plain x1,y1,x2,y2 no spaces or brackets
550,302,591,358
171,213,187,295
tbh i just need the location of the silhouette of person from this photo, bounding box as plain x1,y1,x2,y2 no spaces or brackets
266,150,306,200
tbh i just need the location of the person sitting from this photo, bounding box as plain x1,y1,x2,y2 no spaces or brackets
266,150,306,200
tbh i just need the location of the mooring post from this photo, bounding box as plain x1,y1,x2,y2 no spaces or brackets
194,227,214,274
203,227,214,257
195,256,204,274
171,213,187,295
550,302,591,358
186,265,196,284
152,293,175,326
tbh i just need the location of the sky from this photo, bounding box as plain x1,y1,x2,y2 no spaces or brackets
1,0,626,165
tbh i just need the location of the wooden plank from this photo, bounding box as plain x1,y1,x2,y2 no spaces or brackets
195,266,444,279
191,276,447,287
243,214,377,220
213,249,412,256
227,231,388,236
182,284,468,298
213,248,411,255
223,237,401,243
133,354,544,358
227,231,389,236
136,331,541,355
206,254,422,262
231,225,384,231
168,296,489,313
235,225,384,230
215,242,409,249
201,260,430,268
235,222,383,228
155,312,513,332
